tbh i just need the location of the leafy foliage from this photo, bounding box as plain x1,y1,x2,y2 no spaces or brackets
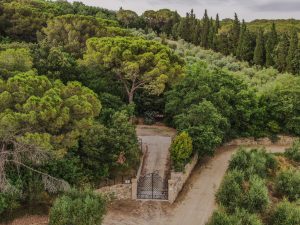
268,200,300,225
49,189,107,225
275,169,300,201
284,139,300,162
170,131,193,171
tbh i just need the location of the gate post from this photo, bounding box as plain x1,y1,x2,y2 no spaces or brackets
151,173,154,199
131,178,137,200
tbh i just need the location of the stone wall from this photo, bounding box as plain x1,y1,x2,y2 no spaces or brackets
168,154,198,204
225,135,297,146
95,184,132,200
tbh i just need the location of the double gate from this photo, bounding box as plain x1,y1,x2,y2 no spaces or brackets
137,171,168,200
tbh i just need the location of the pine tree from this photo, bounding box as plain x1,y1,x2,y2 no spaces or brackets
201,9,210,48
265,22,278,67
208,17,215,49
275,33,289,72
287,29,299,74
253,28,265,66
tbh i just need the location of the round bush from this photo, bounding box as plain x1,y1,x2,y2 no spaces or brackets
208,208,263,225
49,189,107,225
275,169,300,201
170,131,193,172
217,171,269,213
285,140,300,162
229,148,278,179
269,200,300,225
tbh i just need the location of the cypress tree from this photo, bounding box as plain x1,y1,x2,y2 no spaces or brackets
228,13,240,53
275,33,289,72
287,29,299,74
236,20,255,62
215,13,220,31
201,9,210,48
208,17,215,49
253,28,265,66
265,22,278,67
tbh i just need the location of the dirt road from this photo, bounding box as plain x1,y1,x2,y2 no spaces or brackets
103,145,289,225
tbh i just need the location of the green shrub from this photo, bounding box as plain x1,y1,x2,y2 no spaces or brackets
275,169,300,201
208,208,263,225
229,148,278,178
170,131,193,171
269,200,300,225
217,171,269,213
285,139,300,162
244,175,269,213
216,170,244,212
0,188,21,215
49,189,107,225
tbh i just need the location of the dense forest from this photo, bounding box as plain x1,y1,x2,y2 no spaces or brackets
0,0,299,224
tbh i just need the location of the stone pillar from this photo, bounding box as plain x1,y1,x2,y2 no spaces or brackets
168,179,176,204
131,178,137,200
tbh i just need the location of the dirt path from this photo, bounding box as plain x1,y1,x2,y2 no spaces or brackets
103,144,289,225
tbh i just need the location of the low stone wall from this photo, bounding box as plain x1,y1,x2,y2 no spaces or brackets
95,184,132,200
225,135,297,146
168,154,199,204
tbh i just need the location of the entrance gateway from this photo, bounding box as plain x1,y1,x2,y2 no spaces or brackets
137,170,168,200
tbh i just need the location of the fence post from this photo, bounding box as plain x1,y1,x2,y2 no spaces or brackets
131,178,137,200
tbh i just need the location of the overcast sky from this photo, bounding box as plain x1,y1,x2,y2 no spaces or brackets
68,0,300,21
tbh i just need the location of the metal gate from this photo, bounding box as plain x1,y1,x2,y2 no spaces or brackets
137,171,168,200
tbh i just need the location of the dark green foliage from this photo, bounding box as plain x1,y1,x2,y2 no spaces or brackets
228,148,278,179
287,30,300,74
275,169,300,201
265,23,278,67
49,189,107,225
208,208,263,225
274,34,289,72
216,170,269,213
285,140,300,162
253,29,265,66
268,200,300,225
0,188,21,215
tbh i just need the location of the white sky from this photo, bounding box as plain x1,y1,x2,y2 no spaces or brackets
68,0,300,21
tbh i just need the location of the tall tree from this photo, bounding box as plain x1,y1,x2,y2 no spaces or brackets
253,29,265,66
81,37,185,104
275,33,289,72
229,13,240,52
236,20,255,62
265,22,278,67
287,29,299,74
201,9,210,49
215,14,220,31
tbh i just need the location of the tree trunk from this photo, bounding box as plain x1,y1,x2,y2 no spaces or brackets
128,91,134,104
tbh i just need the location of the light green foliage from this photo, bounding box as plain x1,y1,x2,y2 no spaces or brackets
275,169,300,201
0,48,33,79
0,187,21,215
49,189,107,225
208,208,263,225
228,148,278,179
217,170,269,213
285,139,300,162
0,71,101,156
82,37,184,103
269,200,300,225
170,131,193,171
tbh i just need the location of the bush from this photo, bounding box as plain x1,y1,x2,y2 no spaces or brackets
170,131,193,171
49,189,107,225
217,171,269,213
285,140,300,162
0,187,21,215
268,200,300,225
229,148,278,179
244,175,269,213
275,169,300,201
216,170,244,212
208,208,263,225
